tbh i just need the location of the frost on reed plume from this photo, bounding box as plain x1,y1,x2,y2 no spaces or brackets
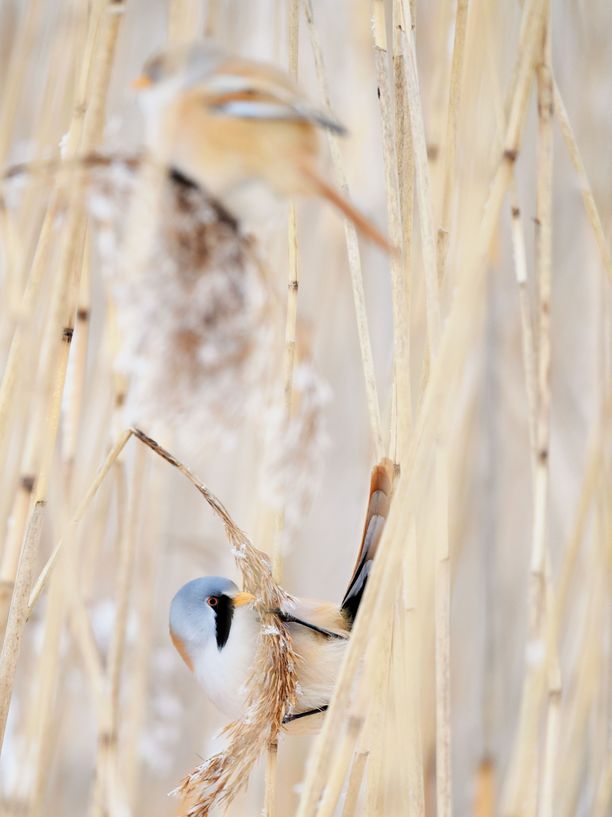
88,155,273,448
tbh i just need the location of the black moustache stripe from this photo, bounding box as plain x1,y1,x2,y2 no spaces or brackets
213,595,234,650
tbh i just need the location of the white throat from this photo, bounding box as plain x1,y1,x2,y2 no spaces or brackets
193,605,260,719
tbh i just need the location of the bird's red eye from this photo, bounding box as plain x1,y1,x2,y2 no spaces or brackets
207,596,218,608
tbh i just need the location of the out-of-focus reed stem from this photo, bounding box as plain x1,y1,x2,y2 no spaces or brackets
396,6,452,816
28,429,133,613
0,0,44,164
341,751,368,817
298,0,544,811
0,0,124,753
437,0,469,282
371,1,410,457
169,0,201,44
303,0,384,460
552,80,612,285
264,6,300,814
510,187,537,453
533,24,562,817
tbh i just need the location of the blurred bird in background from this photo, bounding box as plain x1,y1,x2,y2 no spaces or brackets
132,40,391,250
169,459,396,728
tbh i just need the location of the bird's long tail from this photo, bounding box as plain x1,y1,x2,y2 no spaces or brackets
301,165,394,253
340,458,396,626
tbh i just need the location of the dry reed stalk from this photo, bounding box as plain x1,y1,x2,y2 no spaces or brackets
24,292,97,815
555,411,608,630
297,0,546,812
556,563,607,817
122,463,160,809
0,0,124,753
303,0,384,460
392,0,415,436
270,0,300,587
438,0,470,266
341,751,369,817
366,23,414,804
296,465,406,817
533,32,562,817
317,685,368,817
66,562,106,715
24,566,69,817
92,448,144,817
28,429,132,612
168,0,201,45
363,603,394,816
592,756,612,817
0,0,45,164
500,13,556,814
203,0,220,38
552,80,612,285
499,396,610,817
131,429,298,817
0,201,20,313
371,0,412,459
399,536,426,817
87,461,129,817
509,186,538,453
265,4,301,812
387,29,425,807
394,7,453,816
0,0,100,466
396,0,441,353
0,499,44,748
62,234,92,478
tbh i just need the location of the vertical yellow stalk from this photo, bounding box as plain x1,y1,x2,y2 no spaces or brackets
303,0,384,460
533,22,561,817
264,7,301,815
396,4,451,816
298,0,545,812
437,0,469,285
0,0,126,751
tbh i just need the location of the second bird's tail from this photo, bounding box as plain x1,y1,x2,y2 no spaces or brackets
340,458,396,626
302,166,394,253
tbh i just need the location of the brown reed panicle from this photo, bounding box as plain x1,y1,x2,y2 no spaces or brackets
132,429,298,817
86,154,275,449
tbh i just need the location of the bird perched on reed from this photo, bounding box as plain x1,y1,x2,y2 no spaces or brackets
132,40,391,250
169,459,395,728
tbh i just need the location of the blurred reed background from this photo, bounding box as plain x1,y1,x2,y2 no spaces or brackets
0,1,610,816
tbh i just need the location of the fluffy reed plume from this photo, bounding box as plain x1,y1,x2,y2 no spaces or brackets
260,361,330,542
87,155,274,449
132,430,298,817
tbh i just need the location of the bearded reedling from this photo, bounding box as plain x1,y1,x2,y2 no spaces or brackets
132,40,392,251
169,459,396,730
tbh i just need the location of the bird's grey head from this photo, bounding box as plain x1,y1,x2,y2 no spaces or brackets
169,577,253,668
138,40,226,92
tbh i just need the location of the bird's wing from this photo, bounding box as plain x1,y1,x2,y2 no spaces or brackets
200,62,346,135
340,458,396,625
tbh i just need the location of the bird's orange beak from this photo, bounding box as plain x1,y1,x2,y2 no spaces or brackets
131,74,152,91
233,591,255,607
